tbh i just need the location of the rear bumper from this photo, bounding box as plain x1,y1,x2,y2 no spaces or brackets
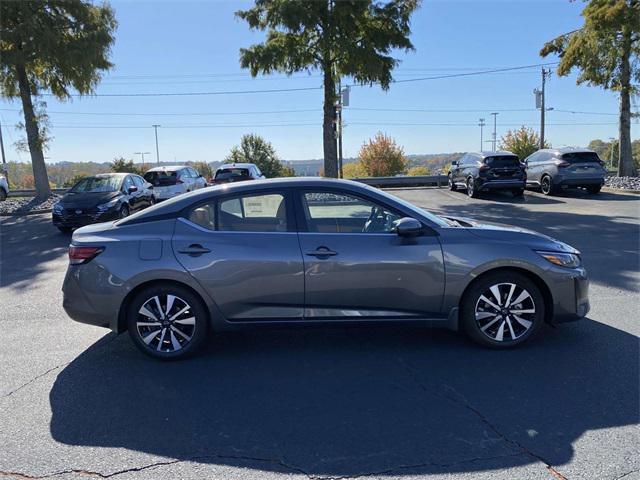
556,176,604,188
62,267,118,331
478,179,526,191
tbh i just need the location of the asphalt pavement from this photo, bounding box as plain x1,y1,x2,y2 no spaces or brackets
0,187,638,480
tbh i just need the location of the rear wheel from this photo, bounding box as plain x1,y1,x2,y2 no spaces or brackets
540,175,555,195
512,188,525,197
448,174,457,191
586,184,602,194
57,226,72,234
467,178,478,198
0,188,6,201
461,271,545,348
127,284,208,360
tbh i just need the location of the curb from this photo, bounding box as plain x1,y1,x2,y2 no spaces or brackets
602,186,640,195
0,208,52,217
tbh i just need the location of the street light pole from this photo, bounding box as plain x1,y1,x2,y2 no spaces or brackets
490,112,498,151
152,124,161,165
478,118,485,152
134,151,151,171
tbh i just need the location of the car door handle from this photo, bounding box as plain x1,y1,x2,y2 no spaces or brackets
178,244,211,256
305,247,337,258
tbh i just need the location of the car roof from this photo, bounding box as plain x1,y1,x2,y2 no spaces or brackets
118,177,382,225
93,173,129,177
467,151,518,158
145,165,190,172
537,147,596,155
217,163,256,170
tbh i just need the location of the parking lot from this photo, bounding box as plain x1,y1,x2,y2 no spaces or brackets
1,187,638,480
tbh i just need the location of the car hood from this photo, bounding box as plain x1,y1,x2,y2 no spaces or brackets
59,191,120,209
442,215,579,254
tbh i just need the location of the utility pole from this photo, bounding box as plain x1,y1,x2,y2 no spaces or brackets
490,112,498,151
152,124,161,165
536,68,551,149
0,122,7,181
134,151,151,171
478,118,485,152
336,83,349,179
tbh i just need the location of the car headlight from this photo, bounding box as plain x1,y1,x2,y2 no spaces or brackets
53,202,63,213
96,198,119,211
536,250,581,268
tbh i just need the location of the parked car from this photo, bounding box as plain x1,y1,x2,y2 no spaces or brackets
62,178,589,359
52,173,154,233
211,163,265,185
143,165,207,200
449,151,526,198
0,173,8,201
523,147,606,195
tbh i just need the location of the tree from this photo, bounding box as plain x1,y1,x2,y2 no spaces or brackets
190,161,213,180
236,0,419,178
0,1,117,198
540,0,639,177
111,157,142,175
342,161,367,179
358,132,407,177
225,134,289,177
499,126,550,160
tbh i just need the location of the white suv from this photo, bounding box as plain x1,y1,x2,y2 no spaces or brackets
0,173,8,201
143,166,207,201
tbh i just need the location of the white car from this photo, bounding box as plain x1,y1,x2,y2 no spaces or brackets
0,174,8,201
143,166,207,201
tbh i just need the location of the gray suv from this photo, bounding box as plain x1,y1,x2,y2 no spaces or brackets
523,147,606,195
449,151,526,198
62,178,589,360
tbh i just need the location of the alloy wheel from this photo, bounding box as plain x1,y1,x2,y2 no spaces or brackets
541,176,552,195
467,179,475,197
120,205,129,218
136,294,196,353
474,282,536,342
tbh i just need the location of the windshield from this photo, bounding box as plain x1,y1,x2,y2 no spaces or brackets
484,156,520,168
70,176,121,193
561,152,601,164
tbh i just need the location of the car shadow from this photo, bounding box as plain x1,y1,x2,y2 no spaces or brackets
49,319,638,477
0,214,69,290
448,188,565,205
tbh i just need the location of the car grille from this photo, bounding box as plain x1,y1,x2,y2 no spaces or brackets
56,208,103,226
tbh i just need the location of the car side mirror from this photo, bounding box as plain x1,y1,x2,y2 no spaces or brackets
394,217,423,237
128,185,138,193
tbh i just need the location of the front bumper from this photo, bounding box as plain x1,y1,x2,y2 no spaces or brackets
548,266,590,323
53,209,119,229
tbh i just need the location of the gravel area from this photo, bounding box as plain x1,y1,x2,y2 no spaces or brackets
0,194,60,216
605,176,640,191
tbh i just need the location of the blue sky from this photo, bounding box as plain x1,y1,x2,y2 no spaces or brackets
0,0,637,165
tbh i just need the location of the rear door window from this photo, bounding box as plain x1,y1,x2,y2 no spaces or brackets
218,193,287,232
484,156,520,168
561,152,601,164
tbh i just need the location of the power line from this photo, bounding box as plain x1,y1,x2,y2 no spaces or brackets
0,108,320,117
36,62,561,98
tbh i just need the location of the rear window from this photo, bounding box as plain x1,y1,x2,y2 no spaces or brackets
561,152,601,164
144,170,178,186
215,168,250,179
484,156,520,168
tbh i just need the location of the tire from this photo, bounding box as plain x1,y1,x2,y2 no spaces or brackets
540,175,556,196
467,178,478,198
512,188,525,198
0,188,6,201
57,226,72,234
448,174,457,191
127,284,209,360
586,185,601,194
460,271,545,348
119,204,129,219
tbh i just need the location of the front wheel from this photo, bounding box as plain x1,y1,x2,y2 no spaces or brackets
119,204,130,218
460,272,545,348
448,174,457,191
57,226,72,234
127,285,209,360
586,185,602,194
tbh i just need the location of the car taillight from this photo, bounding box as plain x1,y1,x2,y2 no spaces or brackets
556,161,571,168
69,246,104,265
479,164,490,172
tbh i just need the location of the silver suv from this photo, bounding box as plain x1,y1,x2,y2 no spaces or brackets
0,173,8,201
523,147,606,195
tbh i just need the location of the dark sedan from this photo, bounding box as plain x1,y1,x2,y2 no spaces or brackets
53,173,154,232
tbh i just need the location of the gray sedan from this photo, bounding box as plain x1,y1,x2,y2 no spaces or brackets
62,178,589,359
